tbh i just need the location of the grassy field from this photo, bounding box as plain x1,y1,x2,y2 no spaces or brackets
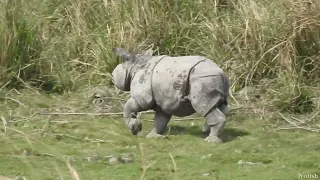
1,0,320,179
1,88,320,180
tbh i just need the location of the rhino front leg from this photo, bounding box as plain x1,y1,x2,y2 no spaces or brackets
123,97,145,135
146,106,172,138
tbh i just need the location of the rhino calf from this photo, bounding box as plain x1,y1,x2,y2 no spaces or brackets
111,47,230,143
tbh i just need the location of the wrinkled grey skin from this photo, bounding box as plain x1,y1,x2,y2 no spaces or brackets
111,47,230,143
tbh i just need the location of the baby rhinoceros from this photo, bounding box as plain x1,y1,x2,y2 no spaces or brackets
111,47,230,143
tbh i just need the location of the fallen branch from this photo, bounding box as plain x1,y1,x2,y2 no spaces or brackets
276,126,320,133
37,110,155,116
36,105,247,117
91,139,112,143
66,159,80,180
143,117,202,122
42,153,55,157
99,97,127,101
277,113,320,133
1,116,7,132
39,112,124,116
8,113,37,123
4,97,27,107
53,133,113,143
38,110,201,123
278,113,299,127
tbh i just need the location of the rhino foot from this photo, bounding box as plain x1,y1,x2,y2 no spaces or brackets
204,135,223,144
146,129,167,138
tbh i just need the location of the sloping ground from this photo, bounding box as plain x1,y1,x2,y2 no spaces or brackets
0,87,319,180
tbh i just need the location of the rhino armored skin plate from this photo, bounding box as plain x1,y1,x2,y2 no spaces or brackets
111,47,230,143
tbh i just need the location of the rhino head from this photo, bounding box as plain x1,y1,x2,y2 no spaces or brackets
111,47,154,135
111,47,154,91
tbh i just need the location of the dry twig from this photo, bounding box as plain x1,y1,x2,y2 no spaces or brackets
66,160,80,180
169,153,178,180
277,113,320,133
143,117,202,122
4,97,26,107
1,116,7,132
37,110,155,116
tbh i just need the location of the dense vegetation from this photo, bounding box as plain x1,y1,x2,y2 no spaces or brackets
1,0,320,98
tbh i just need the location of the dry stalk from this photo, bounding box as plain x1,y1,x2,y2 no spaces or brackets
4,97,27,107
139,139,156,180
276,112,320,132
37,109,204,122
99,96,127,101
37,110,155,116
6,127,33,146
169,153,178,180
66,159,80,180
1,116,7,132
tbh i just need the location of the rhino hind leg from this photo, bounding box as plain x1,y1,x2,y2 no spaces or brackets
202,103,228,134
146,106,172,138
203,106,227,143
191,101,227,144
189,74,228,143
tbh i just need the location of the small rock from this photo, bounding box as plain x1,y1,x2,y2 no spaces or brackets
237,160,245,165
22,149,31,156
104,155,114,160
125,145,137,149
15,176,27,180
202,173,210,176
62,155,74,161
86,155,101,162
237,160,262,165
105,154,135,165
108,157,120,165
201,154,213,159
118,153,134,164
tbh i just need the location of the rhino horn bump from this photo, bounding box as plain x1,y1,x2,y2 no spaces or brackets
144,49,153,56
112,47,125,55
112,48,134,62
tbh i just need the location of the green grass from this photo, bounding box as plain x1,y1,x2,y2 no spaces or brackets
1,89,320,180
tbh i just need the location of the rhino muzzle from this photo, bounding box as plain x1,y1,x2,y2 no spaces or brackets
111,64,130,91
130,123,142,135
126,118,142,135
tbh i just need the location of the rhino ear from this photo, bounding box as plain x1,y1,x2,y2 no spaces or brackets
141,44,154,57
136,47,153,59
112,48,134,62
143,48,153,57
